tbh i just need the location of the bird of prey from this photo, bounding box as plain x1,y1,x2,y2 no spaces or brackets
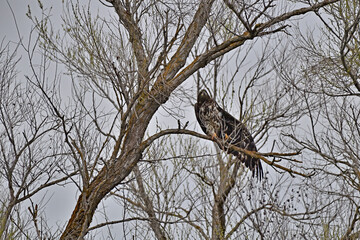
194,89,263,179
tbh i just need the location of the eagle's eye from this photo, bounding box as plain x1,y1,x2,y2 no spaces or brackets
198,89,210,103
199,90,208,98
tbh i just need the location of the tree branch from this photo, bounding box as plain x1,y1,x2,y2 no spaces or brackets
111,0,149,84
133,166,167,240
256,0,340,32
225,204,271,239
167,0,340,93
141,129,308,177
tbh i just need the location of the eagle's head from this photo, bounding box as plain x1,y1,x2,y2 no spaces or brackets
197,89,211,104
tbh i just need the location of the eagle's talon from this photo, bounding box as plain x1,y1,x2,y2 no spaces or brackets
211,133,217,140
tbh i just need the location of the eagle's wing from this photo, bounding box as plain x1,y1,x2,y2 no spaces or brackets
217,104,263,179
195,98,263,179
219,106,256,150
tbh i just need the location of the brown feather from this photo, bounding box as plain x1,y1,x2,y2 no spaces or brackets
195,89,263,180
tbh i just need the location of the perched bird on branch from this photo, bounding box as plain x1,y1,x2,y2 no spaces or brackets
194,89,263,179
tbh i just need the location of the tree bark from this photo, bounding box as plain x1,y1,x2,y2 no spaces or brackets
211,160,241,240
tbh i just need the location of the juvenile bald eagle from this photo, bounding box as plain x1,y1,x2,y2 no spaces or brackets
194,89,263,179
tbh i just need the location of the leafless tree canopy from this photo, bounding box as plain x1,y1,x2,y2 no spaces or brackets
3,0,360,239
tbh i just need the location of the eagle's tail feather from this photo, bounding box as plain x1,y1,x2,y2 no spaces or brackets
238,154,263,180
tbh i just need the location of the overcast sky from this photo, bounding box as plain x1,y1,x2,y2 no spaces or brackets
1,1,34,42
0,1,107,235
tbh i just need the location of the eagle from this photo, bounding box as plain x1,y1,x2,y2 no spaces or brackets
194,89,263,179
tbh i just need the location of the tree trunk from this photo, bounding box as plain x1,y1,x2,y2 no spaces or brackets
211,160,241,240
60,99,158,239
60,1,215,238
0,201,15,239
212,198,226,240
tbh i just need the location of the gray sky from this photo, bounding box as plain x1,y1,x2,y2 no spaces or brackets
0,0,78,231
1,1,33,42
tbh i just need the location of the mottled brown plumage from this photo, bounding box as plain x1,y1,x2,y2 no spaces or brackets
195,89,263,179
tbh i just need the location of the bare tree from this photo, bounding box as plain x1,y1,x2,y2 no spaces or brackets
276,0,360,239
1,0,341,239
107,36,330,239
0,39,77,239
